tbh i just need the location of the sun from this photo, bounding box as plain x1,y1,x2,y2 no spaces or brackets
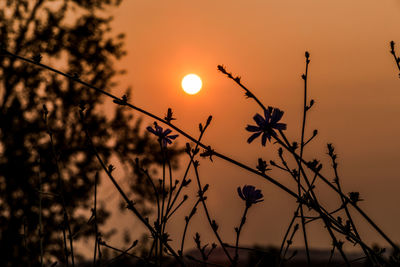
182,74,202,95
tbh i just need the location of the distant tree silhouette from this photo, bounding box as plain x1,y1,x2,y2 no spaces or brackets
0,1,181,265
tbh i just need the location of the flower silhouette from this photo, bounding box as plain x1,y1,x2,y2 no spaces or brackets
237,185,264,207
246,107,287,146
147,122,178,147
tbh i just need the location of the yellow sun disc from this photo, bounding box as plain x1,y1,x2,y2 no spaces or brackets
182,74,202,95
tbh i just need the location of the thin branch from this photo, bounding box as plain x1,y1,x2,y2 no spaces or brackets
296,51,311,266
92,172,99,266
180,199,201,255
328,144,373,263
192,162,234,264
234,205,249,265
43,108,75,267
98,240,153,266
36,156,44,267
390,41,400,74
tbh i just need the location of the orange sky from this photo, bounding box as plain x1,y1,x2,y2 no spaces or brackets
91,0,400,253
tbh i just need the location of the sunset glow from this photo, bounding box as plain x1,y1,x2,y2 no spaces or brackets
181,74,202,95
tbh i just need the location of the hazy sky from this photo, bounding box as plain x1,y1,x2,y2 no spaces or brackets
93,0,400,253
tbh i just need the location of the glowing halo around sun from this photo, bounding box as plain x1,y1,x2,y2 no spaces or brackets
181,74,202,95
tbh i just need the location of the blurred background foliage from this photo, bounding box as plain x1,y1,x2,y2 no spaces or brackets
0,0,181,265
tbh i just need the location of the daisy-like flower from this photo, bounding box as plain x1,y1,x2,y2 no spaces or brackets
245,107,287,146
237,185,264,207
147,122,178,147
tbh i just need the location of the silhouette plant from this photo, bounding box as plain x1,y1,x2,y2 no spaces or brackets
234,185,264,265
390,41,400,76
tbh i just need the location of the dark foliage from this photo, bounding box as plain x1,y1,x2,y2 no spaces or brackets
0,0,180,265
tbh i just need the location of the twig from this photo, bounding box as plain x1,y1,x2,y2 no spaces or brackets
165,195,188,222
296,51,311,266
180,199,201,255
37,156,44,267
280,223,299,267
390,41,400,75
43,107,75,266
159,142,166,260
279,208,299,261
327,144,373,263
192,161,234,264
92,172,99,266
98,240,152,266
166,116,212,218
139,166,161,227
234,205,249,265
327,244,335,266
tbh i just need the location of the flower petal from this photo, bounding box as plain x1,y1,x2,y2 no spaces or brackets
247,132,262,144
237,187,245,200
271,108,284,123
261,133,268,146
274,123,287,131
147,126,156,135
168,134,179,140
238,185,263,206
243,185,254,197
246,125,261,132
155,124,163,132
264,108,272,122
253,114,266,127
254,189,263,199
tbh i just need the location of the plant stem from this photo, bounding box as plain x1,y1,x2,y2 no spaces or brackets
93,172,99,266
234,205,249,265
37,156,44,267
192,162,234,264
180,199,201,254
44,113,75,267
329,149,374,263
296,52,311,266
